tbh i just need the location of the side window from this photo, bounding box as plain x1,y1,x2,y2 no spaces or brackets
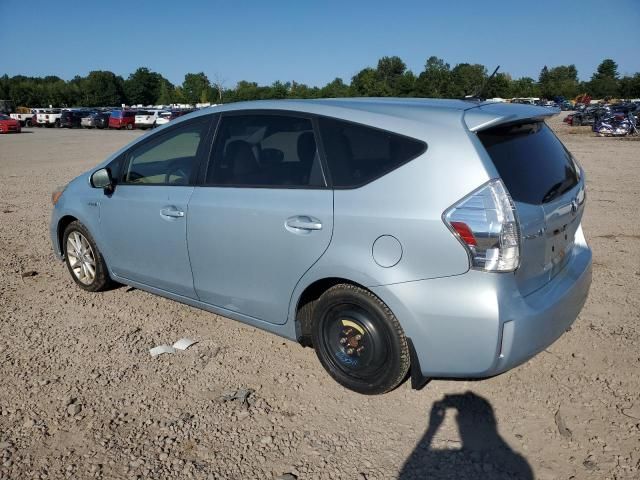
122,120,208,185
318,117,426,188
207,114,325,187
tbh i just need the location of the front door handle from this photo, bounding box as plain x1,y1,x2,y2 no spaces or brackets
160,207,185,218
286,216,322,231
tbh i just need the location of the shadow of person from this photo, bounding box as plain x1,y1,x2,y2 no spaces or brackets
399,391,533,480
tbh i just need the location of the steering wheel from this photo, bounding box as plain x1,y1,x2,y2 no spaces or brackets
165,163,189,184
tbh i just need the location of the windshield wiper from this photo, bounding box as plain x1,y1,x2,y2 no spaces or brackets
541,181,566,203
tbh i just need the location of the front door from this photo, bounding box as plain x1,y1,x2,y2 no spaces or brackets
188,113,333,324
99,117,212,298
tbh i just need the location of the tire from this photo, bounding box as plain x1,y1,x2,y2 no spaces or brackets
62,221,112,292
55,120,61,128
25,119,32,127
126,123,133,130
311,284,410,394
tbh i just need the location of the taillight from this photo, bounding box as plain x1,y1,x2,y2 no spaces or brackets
443,179,520,272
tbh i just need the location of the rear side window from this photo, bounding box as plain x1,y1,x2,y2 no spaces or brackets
318,117,426,188
478,122,579,205
207,114,325,188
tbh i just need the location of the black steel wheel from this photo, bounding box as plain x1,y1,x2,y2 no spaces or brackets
312,284,410,394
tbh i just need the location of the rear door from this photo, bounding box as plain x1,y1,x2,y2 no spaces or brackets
477,121,585,296
187,112,333,324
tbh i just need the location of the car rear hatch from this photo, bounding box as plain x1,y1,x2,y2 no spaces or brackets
466,104,586,296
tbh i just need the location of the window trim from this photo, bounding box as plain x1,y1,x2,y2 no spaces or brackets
199,110,329,190
117,115,215,187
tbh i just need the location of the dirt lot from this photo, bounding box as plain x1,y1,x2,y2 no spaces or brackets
0,117,639,480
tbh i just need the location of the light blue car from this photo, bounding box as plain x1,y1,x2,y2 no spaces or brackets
50,99,592,394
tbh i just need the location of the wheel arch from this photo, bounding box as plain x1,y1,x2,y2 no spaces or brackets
293,275,428,390
294,277,373,346
57,214,78,257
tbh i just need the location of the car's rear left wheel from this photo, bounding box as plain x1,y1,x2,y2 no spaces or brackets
63,221,112,292
311,284,410,395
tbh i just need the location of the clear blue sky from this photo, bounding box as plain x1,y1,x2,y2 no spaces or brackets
2,0,639,87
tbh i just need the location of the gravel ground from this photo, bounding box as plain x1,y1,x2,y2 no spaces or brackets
0,117,638,480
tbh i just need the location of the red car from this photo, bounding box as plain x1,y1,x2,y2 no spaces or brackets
108,110,137,130
0,114,21,133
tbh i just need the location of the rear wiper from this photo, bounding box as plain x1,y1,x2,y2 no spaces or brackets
541,181,565,203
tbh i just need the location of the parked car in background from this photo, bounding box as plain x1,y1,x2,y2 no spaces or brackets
81,111,111,129
36,108,63,127
10,108,36,127
155,109,195,126
108,110,136,130
134,109,163,129
60,110,94,128
50,98,592,394
0,114,22,133
560,101,574,111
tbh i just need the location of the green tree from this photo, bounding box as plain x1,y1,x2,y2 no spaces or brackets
124,67,163,105
182,72,211,104
83,71,125,106
538,65,579,99
375,56,411,96
320,78,351,98
415,56,451,98
618,73,640,99
510,77,539,98
289,81,320,99
157,79,175,105
588,59,619,98
449,63,486,97
351,68,379,96
485,72,513,99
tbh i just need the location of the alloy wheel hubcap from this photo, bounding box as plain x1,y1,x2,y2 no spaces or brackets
66,231,96,285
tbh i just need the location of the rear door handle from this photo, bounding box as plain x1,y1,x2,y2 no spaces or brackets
160,207,185,218
286,216,322,231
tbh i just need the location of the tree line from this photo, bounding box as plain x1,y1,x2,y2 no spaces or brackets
1,57,638,108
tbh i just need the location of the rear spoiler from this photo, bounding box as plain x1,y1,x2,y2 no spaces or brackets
464,103,558,132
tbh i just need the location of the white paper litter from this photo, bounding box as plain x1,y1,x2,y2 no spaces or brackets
172,338,197,351
149,345,176,357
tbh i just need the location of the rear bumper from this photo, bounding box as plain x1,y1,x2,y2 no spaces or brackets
371,227,592,379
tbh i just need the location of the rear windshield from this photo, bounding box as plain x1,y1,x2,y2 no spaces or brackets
137,110,151,116
478,122,579,205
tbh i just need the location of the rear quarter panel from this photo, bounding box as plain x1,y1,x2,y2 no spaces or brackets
288,112,495,324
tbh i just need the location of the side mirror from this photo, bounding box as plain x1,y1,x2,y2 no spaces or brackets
90,168,113,190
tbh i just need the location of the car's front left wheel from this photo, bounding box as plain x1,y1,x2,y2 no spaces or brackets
311,284,410,395
63,221,112,292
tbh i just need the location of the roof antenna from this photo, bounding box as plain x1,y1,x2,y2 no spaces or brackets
466,65,500,101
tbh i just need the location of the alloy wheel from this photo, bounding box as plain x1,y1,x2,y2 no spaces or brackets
66,231,97,285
